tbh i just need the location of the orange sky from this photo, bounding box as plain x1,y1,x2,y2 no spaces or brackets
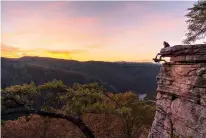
2,1,202,62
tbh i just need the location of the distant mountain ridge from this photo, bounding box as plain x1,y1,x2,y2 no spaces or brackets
1,56,161,94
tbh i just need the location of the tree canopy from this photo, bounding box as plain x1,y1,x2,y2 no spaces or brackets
183,0,206,44
2,80,156,138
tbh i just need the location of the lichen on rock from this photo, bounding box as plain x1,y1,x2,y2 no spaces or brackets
149,44,206,138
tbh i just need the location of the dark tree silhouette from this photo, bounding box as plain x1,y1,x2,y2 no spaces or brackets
2,109,95,138
183,0,206,44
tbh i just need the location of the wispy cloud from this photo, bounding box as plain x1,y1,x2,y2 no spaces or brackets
1,1,194,61
1,44,87,60
85,45,104,49
1,44,20,52
46,1,67,10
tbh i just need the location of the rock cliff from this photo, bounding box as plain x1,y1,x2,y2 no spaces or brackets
149,44,206,138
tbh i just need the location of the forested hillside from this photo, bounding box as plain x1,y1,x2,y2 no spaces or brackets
1,57,160,94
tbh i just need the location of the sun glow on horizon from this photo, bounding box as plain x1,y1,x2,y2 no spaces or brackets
1,1,195,62
1,45,154,62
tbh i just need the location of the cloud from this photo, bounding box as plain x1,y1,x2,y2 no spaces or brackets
1,43,87,60
85,45,104,49
2,10,101,50
2,32,24,38
47,49,87,54
46,1,67,10
1,44,20,52
1,1,194,62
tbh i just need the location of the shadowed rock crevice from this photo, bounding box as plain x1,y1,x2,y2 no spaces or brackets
149,44,206,138
171,95,178,101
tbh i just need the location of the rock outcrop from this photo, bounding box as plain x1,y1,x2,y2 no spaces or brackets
149,44,206,138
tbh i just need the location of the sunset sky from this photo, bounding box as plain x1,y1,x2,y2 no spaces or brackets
1,1,200,62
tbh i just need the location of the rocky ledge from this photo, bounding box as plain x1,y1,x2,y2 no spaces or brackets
160,44,206,63
149,44,206,138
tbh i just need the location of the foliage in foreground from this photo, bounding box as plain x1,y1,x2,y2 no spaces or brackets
2,80,156,138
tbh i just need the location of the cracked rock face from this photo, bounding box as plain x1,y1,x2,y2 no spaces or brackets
149,44,206,138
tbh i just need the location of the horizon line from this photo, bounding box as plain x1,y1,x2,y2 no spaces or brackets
1,56,156,63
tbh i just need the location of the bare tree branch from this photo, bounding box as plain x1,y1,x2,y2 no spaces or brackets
2,109,95,138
